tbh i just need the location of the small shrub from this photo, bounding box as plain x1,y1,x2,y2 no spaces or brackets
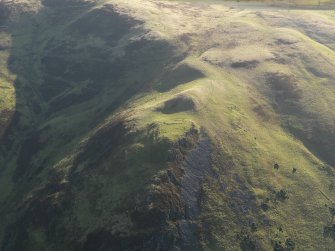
261,203,269,211
273,238,295,251
323,224,335,240
251,222,257,232
237,232,260,251
285,238,295,251
329,207,335,217
276,189,289,201
240,235,258,251
273,241,285,251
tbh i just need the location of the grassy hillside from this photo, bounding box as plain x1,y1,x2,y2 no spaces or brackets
0,0,334,250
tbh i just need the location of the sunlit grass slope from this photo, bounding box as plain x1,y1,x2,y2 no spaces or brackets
0,0,334,250
0,33,15,138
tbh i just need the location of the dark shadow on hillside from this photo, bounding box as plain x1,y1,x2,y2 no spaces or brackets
264,72,335,167
286,123,335,167
157,64,205,92
2,0,181,181
157,95,196,114
0,1,189,250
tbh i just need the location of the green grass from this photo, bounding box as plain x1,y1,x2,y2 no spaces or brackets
115,2,335,248
0,0,335,250
0,33,16,136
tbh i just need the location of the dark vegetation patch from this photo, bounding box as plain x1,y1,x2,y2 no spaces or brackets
306,66,330,78
158,95,196,114
0,2,10,25
265,72,302,103
252,104,272,121
72,120,129,170
258,190,289,212
264,71,303,117
262,54,335,168
179,32,196,47
67,6,142,45
250,97,274,122
77,226,178,251
323,224,335,240
1,182,70,251
261,202,270,211
39,77,72,100
329,206,335,217
48,85,99,113
125,38,150,54
41,39,77,77
13,131,43,182
157,64,205,92
78,123,167,170
39,33,179,115
258,189,289,214
271,53,288,64
237,232,261,251
273,163,280,170
275,189,289,202
0,109,15,138
323,206,335,240
286,122,335,167
40,42,124,100
179,220,201,251
231,60,259,69
0,110,19,150
273,238,296,251
228,176,257,216
275,38,298,45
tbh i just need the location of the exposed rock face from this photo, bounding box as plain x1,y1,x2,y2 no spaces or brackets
179,131,212,251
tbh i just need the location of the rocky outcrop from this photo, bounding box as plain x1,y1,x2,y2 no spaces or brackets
77,128,213,251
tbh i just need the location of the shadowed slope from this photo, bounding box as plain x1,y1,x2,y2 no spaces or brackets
0,1,203,250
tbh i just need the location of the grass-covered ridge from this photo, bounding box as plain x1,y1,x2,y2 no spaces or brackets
0,0,334,250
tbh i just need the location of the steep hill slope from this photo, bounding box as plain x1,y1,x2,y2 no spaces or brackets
0,0,334,250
